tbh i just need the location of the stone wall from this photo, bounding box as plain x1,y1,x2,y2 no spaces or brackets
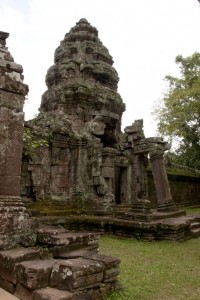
0,31,37,250
148,171,200,207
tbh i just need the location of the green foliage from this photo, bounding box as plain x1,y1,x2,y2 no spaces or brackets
23,127,49,158
153,52,200,169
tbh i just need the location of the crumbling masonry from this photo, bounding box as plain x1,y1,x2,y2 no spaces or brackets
20,19,200,241
21,19,177,215
0,29,121,300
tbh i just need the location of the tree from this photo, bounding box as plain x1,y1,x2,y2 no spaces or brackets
153,52,200,169
23,127,49,158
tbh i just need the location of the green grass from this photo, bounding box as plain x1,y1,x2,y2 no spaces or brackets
182,206,200,214
100,236,200,300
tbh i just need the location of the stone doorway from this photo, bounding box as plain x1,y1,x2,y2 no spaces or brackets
115,167,127,204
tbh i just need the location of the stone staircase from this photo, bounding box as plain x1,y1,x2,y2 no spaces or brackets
0,225,121,300
190,221,200,238
185,214,200,238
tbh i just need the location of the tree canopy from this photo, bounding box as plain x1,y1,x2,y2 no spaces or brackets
153,52,200,169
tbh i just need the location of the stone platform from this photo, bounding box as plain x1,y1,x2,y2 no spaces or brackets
36,211,200,241
0,225,121,300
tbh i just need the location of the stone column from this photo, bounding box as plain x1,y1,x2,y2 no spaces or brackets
0,32,37,249
149,149,176,212
124,120,152,220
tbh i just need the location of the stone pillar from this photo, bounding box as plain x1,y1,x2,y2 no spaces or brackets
124,120,152,220
0,32,37,249
149,149,176,212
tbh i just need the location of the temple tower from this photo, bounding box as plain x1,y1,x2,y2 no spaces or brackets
24,19,127,213
40,18,125,143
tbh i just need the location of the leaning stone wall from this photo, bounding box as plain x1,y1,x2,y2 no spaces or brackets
148,171,200,207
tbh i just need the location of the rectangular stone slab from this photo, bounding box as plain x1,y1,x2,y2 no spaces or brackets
14,283,33,300
86,254,120,280
32,287,74,300
0,247,40,284
0,276,15,294
86,254,120,268
37,227,67,244
17,259,56,290
38,231,99,247
49,258,104,292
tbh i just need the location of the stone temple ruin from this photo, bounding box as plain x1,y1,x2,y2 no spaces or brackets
0,18,200,300
21,18,177,213
20,19,200,240
0,28,121,300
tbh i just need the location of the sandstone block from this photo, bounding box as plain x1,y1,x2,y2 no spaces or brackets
17,259,56,289
0,275,15,294
37,226,67,244
14,283,33,300
0,247,40,284
49,258,104,292
38,231,99,247
33,287,74,300
86,254,120,281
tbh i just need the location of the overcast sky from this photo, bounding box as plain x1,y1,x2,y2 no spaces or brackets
1,0,200,137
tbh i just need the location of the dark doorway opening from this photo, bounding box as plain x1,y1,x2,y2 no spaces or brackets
115,167,127,204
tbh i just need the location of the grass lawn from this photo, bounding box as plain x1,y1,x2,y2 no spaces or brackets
100,207,200,300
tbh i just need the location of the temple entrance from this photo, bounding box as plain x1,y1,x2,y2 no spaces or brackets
115,167,127,204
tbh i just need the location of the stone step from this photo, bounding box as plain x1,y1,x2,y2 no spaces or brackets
0,247,40,289
190,222,200,229
32,287,74,300
0,225,121,299
52,245,98,259
190,227,200,238
49,232,99,246
17,259,57,290
37,227,99,247
49,258,105,292
0,252,120,300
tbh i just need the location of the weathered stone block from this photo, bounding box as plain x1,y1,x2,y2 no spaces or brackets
101,167,114,178
0,90,24,111
17,259,56,290
103,267,120,281
52,245,99,259
49,258,104,292
87,254,120,268
37,226,67,244
86,254,120,281
38,231,99,247
14,283,33,300
0,247,40,284
32,287,74,300
0,275,15,294
74,288,101,300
